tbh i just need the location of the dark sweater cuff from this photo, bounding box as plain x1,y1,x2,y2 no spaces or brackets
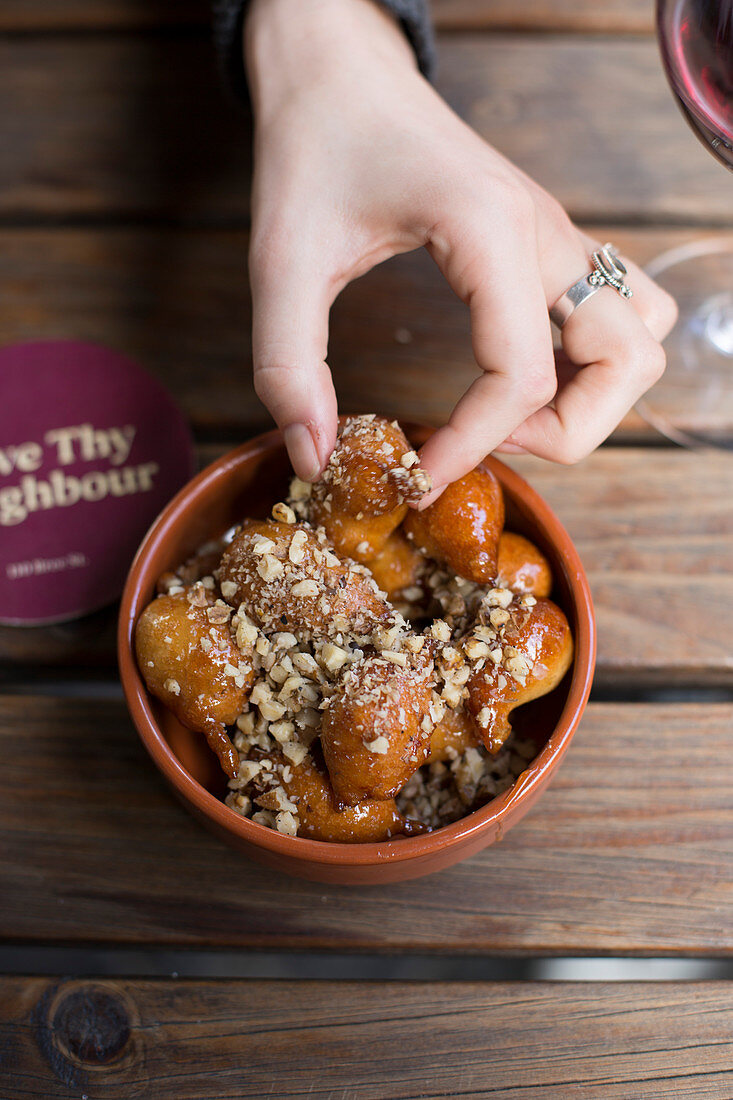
212,0,436,107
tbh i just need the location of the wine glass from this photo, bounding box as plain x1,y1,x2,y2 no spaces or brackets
635,0,733,448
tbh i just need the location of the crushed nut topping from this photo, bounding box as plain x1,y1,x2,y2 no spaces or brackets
257,555,284,582
291,579,319,598
272,502,296,525
141,414,568,844
289,477,312,501
381,650,408,667
365,735,390,755
252,535,276,556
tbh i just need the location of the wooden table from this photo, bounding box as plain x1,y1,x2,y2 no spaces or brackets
2,2,732,1096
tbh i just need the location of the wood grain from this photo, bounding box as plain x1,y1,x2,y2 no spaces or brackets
1,696,731,952
506,448,733,687
437,36,729,225
1,226,731,443
0,0,656,33
2,447,732,684
4,978,733,1099
0,1,207,30
0,36,727,223
433,0,655,33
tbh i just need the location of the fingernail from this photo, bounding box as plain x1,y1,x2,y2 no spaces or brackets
416,484,446,511
284,423,321,481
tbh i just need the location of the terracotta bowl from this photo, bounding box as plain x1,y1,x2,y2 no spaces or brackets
119,424,595,884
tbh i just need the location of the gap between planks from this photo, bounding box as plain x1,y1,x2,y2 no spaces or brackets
1,947,732,981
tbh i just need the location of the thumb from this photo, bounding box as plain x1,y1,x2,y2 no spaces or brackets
250,248,338,481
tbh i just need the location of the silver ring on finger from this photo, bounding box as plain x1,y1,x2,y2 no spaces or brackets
549,243,633,328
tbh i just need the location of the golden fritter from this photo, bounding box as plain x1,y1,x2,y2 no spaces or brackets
497,531,552,598
307,414,430,562
218,519,392,642
465,595,573,754
135,586,255,777
404,465,505,584
321,652,435,805
427,706,480,764
282,753,423,843
366,527,424,599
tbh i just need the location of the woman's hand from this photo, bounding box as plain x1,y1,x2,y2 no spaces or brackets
245,0,677,499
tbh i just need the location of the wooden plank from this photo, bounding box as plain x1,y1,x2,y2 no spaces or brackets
4,978,733,1099
0,0,655,33
2,446,732,683
506,448,733,687
437,36,729,225
433,0,655,33
0,36,251,223
1,226,730,444
1,696,731,952
0,1,207,30
0,36,727,223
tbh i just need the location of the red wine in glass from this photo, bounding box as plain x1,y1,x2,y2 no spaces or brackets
657,0,733,170
634,2,733,448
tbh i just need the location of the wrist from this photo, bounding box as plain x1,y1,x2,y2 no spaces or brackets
245,0,415,118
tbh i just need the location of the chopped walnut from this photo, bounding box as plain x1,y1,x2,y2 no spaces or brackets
291,579,319,598
381,650,408,667
282,741,308,766
207,601,232,625
272,502,296,525
289,477,312,501
320,642,350,673
364,735,390,755
485,587,513,609
252,535,276,556
430,620,451,644
257,555,284,582
276,810,299,836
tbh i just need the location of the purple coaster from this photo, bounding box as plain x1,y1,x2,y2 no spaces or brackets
0,341,195,625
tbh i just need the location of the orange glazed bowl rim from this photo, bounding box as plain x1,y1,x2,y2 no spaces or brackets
118,425,596,871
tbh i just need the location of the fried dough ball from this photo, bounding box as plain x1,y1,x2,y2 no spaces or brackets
497,532,552,598
218,519,392,642
466,596,573,754
280,753,423,842
321,653,435,805
404,465,505,584
135,587,255,777
307,414,431,562
427,706,480,764
366,527,424,599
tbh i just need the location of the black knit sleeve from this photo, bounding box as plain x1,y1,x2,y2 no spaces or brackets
212,0,436,106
